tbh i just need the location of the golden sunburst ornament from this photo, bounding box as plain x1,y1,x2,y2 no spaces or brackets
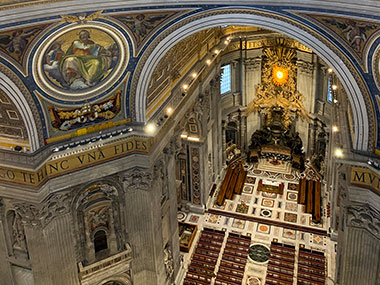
272,65,289,86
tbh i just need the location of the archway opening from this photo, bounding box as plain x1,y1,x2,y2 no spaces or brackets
135,12,370,152
94,230,108,254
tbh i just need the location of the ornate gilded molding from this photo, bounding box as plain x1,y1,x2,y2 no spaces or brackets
132,8,374,151
246,40,309,129
0,64,44,149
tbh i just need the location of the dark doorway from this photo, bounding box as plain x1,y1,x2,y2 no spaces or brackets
94,230,108,253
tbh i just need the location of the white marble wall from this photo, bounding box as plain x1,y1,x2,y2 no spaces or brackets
296,51,317,157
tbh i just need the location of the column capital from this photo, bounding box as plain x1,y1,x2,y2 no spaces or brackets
122,167,153,192
296,59,315,76
244,56,261,71
346,203,380,238
13,192,71,228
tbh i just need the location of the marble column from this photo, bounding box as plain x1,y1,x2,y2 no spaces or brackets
0,216,13,284
24,223,52,285
108,207,118,254
83,214,95,263
244,54,262,141
43,213,79,285
296,53,316,156
122,167,162,284
339,204,380,285
13,191,78,285
163,146,181,284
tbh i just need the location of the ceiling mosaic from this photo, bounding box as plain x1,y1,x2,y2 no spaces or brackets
0,3,379,152
304,14,380,66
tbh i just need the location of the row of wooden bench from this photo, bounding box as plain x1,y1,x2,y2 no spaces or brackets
297,248,326,284
265,242,326,285
183,228,225,285
266,242,296,285
216,162,247,206
214,233,250,285
298,178,322,223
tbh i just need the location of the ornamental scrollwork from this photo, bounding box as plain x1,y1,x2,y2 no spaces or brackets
122,167,153,192
346,204,380,238
14,192,71,228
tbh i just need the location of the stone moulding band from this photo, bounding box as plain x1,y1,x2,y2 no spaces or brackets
0,136,151,187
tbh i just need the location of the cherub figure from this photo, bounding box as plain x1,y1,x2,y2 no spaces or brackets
0,28,40,59
324,18,377,53
118,14,167,41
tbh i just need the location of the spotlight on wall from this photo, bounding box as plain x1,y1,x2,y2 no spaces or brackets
328,68,333,73
187,136,200,142
166,107,173,115
214,49,220,54
180,132,188,139
182,84,188,90
332,126,339,132
192,72,197,78
206,59,211,65
335,148,343,158
145,123,156,134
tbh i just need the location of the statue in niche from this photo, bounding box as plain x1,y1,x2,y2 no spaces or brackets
12,213,27,251
164,246,174,282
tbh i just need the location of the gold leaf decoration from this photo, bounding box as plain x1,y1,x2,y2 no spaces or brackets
246,38,309,130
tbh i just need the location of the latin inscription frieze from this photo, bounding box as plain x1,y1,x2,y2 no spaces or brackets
0,137,151,186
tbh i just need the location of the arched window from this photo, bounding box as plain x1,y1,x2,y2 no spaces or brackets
220,64,232,94
94,230,108,253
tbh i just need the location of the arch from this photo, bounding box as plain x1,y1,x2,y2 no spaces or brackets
134,10,371,152
97,274,132,285
93,229,108,253
0,71,42,151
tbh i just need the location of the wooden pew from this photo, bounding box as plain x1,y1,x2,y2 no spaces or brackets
234,164,247,195
298,178,306,204
313,180,321,223
216,165,233,205
225,166,240,200
306,180,314,214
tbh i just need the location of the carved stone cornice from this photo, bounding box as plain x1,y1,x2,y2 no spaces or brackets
13,192,71,228
122,167,153,192
244,57,262,71
296,60,315,76
346,204,380,238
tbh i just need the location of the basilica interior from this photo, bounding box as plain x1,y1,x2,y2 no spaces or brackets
1,1,380,285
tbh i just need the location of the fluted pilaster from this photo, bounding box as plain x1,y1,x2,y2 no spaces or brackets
122,167,161,284
44,213,78,285
340,204,380,285
341,227,380,284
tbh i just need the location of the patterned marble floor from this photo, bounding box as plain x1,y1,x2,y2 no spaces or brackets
178,164,336,285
